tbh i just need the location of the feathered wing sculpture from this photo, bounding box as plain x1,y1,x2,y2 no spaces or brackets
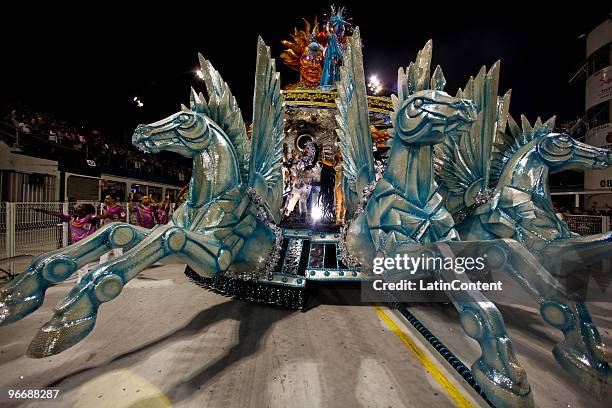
335,27,376,215
196,54,250,183
394,39,435,105
434,62,511,219
249,37,285,224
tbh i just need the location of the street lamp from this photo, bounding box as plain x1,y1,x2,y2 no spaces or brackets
133,96,144,108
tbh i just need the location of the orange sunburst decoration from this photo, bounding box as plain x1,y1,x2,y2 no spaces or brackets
281,17,326,89
280,17,318,71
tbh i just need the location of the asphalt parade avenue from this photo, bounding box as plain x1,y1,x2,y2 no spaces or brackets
0,263,609,408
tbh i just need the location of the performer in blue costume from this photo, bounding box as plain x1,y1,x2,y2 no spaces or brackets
320,6,349,88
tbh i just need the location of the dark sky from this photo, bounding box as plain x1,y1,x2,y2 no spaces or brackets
1,2,610,138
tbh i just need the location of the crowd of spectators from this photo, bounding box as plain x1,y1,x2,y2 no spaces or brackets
553,202,612,217
1,105,190,184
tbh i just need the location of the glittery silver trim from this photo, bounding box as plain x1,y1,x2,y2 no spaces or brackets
474,188,494,206
338,181,377,269
247,187,283,277
454,208,471,224
0,302,7,324
185,267,305,310
201,150,219,181
454,188,494,224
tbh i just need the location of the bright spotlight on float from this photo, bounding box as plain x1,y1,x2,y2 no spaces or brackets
196,69,205,80
368,75,382,95
311,204,323,222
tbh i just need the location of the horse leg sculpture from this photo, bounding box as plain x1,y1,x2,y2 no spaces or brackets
539,231,612,274
428,243,533,408
0,222,149,326
480,239,611,396
383,242,532,408
26,225,233,358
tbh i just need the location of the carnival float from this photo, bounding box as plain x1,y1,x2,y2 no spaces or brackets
0,6,610,408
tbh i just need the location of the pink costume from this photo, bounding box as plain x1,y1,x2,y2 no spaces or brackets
60,214,99,243
100,204,127,264
133,204,158,228
157,206,169,224
102,204,126,224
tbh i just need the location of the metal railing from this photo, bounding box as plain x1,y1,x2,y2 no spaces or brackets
0,202,65,279
0,202,173,279
0,202,608,280
562,214,611,235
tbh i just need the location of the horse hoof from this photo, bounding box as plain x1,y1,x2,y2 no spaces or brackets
553,344,611,398
472,359,534,408
27,314,96,358
0,286,43,326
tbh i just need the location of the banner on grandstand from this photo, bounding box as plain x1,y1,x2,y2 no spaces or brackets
586,66,612,110
585,123,612,190
585,123,612,149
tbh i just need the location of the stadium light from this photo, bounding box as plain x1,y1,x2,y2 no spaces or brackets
133,96,144,108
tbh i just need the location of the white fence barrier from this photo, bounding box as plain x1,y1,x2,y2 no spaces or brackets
0,202,609,279
562,214,611,236
0,202,173,279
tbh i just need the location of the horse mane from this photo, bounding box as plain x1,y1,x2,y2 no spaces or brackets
187,54,250,183
489,114,555,187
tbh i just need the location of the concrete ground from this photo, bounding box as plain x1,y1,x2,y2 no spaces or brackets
405,294,611,407
0,264,486,408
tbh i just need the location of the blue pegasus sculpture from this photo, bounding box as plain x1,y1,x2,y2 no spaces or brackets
338,35,534,408
343,38,476,260
0,37,285,358
434,63,612,402
435,63,612,253
339,33,610,407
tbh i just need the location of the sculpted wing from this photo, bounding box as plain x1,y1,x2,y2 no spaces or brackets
197,53,250,182
249,37,285,224
335,27,376,215
434,62,511,217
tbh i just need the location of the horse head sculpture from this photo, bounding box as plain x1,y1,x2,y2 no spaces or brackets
394,89,475,145
342,39,476,267
538,132,612,171
133,90,242,211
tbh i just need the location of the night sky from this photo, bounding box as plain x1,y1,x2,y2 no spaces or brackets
1,3,610,139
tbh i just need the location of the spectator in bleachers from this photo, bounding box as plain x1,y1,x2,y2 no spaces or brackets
1,104,192,185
